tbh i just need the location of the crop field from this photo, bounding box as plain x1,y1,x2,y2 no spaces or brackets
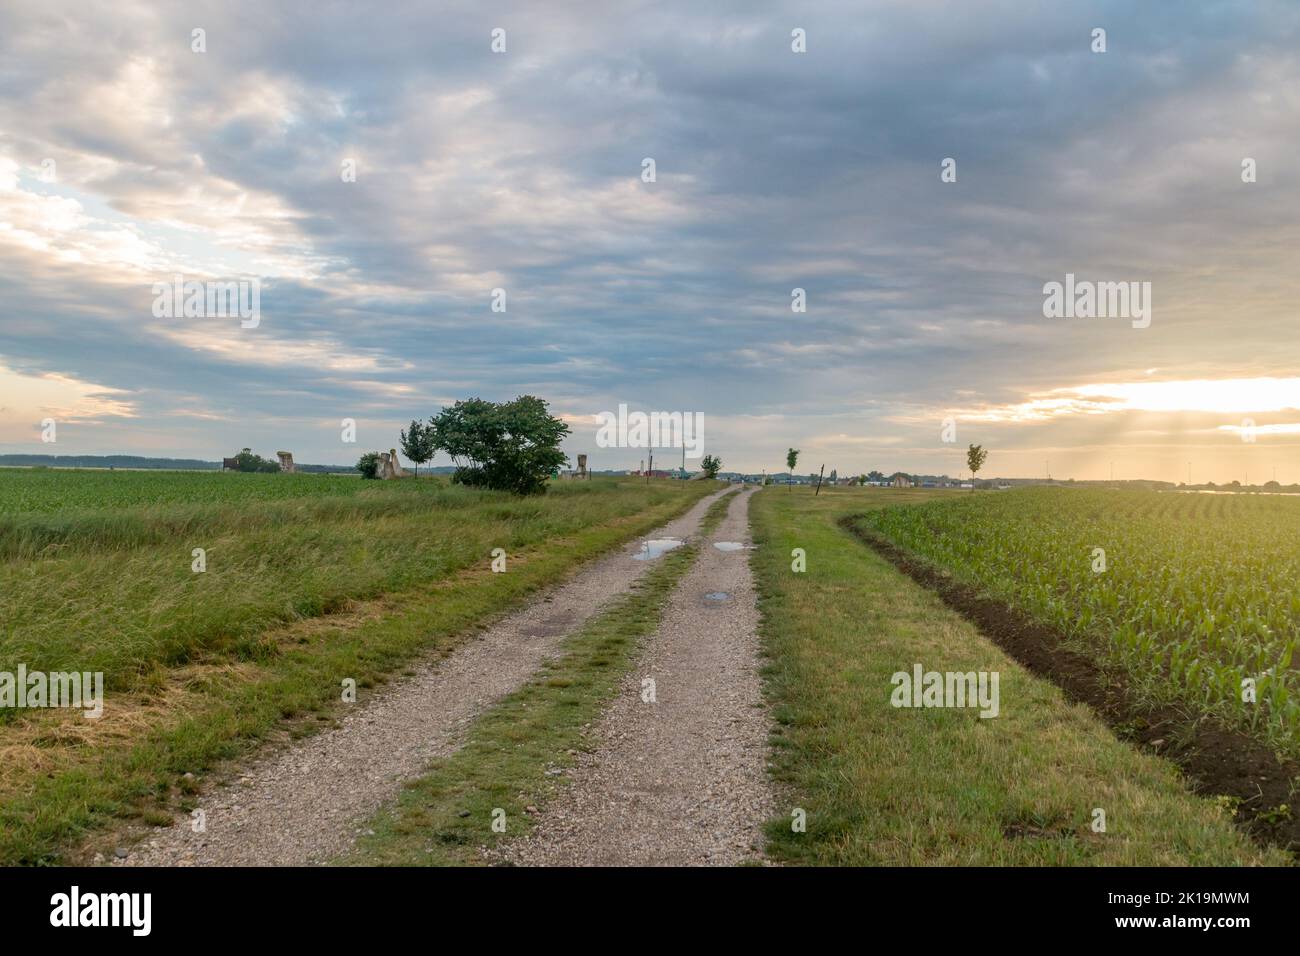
0,467,383,513
0,469,715,863
858,488,1300,758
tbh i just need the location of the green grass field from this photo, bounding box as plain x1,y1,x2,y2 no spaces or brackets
0,467,371,515
3,471,1292,866
750,486,1285,865
0,469,717,864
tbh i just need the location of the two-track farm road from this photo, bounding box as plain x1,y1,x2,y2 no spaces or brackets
120,486,738,866
496,486,775,866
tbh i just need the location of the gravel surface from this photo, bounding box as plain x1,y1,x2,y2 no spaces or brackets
496,487,775,866
118,487,736,867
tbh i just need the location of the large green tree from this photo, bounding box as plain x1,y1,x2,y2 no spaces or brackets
700,454,722,479
428,396,570,495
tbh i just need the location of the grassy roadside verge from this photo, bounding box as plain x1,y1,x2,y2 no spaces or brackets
750,487,1284,865
2,481,719,865
340,491,737,865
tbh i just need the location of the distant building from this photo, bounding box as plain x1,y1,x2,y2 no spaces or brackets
891,473,913,488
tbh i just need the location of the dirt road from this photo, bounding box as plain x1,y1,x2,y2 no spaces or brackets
120,486,738,866
496,486,774,865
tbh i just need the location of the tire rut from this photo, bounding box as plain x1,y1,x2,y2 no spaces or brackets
496,487,775,866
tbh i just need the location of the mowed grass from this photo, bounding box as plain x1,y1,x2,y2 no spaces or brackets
0,470,718,864
342,492,737,866
751,486,1284,865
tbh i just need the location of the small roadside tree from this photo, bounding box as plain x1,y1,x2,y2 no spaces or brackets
428,395,570,495
786,448,799,490
966,443,988,490
700,454,722,479
399,419,435,477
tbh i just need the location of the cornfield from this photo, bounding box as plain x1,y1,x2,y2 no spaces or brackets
861,487,1300,755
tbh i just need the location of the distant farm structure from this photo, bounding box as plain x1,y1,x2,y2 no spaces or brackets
222,449,298,474
560,453,592,480
377,449,409,480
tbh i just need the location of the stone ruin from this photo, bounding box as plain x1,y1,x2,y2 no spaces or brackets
376,448,409,480
560,454,590,480
276,451,296,473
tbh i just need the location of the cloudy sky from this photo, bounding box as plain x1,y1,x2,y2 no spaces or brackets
2,0,1298,481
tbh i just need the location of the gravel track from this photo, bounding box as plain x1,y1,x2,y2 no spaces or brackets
118,486,736,867
496,487,775,866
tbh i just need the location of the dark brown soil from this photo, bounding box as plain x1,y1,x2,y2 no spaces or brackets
840,515,1299,857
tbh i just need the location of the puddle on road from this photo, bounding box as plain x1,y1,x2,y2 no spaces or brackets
712,541,751,552
704,591,730,601
632,538,684,560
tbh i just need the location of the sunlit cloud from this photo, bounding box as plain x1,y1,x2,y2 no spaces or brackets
153,326,410,374
950,378,1300,424
1218,422,1300,437
0,362,136,439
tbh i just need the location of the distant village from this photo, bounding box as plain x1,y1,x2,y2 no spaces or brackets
622,467,1021,490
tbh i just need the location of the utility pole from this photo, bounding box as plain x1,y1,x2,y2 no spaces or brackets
814,464,825,496
647,449,653,485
